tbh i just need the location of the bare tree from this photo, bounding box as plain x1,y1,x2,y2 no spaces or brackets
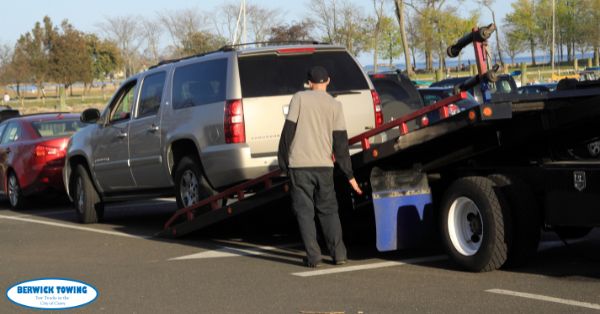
247,5,282,42
141,17,163,64
307,0,369,56
158,8,209,54
0,42,13,85
308,0,339,43
215,2,282,44
269,20,314,42
371,0,386,73
97,15,143,77
213,3,240,44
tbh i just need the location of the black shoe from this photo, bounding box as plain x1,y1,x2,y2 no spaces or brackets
303,258,322,268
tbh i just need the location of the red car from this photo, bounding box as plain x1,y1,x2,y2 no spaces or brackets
0,113,83,208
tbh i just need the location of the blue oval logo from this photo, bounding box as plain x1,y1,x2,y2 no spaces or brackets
6,278,98,310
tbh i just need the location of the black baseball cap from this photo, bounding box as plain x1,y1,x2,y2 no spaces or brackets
308,66,329,83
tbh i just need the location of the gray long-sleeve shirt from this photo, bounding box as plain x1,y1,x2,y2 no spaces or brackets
278,90,354,179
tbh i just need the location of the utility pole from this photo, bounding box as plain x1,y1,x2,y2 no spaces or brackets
233,0,246,45
551,0,556,75
480,1,504,66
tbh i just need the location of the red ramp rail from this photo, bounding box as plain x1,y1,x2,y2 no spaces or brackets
159,91,468,237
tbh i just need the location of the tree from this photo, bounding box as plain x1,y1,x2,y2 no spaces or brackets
393,0,414,76
48,21,93,95
269,20,314,42
502,32,525,65
376,16,403,68
307,0,369,56
212,2,283,45
0,43,13,85
97,15,142,76
370,0,386,73
86,34,122,84
141,18,163,64
11,16,57,98
247,4,282,43
504,0,539,65
179,31,228,56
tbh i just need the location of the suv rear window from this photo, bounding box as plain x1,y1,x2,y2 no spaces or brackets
172,58,227,109
238,50,369,98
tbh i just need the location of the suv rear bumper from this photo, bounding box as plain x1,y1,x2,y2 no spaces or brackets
201,144,279,188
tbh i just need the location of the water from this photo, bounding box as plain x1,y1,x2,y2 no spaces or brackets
365,52,596,72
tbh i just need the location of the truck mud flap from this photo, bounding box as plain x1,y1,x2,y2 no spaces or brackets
370,167,433,251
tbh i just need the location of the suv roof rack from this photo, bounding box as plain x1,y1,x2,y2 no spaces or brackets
148,40,330,70
148,48,228,70
220,40,328,51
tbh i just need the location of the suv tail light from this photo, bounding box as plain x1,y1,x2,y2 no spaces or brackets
371,90,383,128
224,99,246,144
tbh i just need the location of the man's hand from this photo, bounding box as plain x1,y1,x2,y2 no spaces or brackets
349,178,363,195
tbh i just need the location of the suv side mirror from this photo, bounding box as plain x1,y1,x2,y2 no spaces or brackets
81,108,101,124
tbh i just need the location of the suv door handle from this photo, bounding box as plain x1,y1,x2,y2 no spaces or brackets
147,124,159,133
117,131,128,139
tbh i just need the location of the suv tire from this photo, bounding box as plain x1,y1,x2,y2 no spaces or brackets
174,156,216,209
73,164,104,223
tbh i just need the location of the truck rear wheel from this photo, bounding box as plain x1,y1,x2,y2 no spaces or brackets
174,156,216,209
73,164,104,223
489,174,541,267
440,176,508,272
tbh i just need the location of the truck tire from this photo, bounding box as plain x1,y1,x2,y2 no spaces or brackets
174,156,216,209
73,164,104,223
489,174,541,267
7,172,27,209
440,176,508,272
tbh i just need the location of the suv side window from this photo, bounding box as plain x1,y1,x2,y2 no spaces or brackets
109,81,137,123
137,72,166,118
172,58,227,109
0,122,20,144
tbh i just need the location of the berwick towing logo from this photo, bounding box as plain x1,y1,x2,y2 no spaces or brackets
6,278,98,310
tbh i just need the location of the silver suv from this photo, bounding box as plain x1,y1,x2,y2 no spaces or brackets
64,44,382,223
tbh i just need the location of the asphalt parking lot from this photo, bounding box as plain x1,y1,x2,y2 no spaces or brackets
1,198,599,313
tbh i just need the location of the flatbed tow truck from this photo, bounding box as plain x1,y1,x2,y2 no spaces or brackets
158,24,600,272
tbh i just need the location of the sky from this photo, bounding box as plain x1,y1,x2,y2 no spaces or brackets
0,0,515,66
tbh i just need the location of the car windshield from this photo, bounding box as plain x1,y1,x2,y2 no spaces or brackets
31,118,84,138
238,50,369,98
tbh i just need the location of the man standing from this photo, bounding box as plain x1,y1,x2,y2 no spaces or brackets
278,66,362,268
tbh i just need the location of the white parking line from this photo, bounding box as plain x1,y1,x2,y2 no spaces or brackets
486,289,600,310
292,255,446,277
169,243,301,260
0,215,151,240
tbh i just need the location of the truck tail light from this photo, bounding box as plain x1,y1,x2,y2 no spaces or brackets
448,104,460,115
420,115,430,127
224,99,246,144
371,90,383,128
